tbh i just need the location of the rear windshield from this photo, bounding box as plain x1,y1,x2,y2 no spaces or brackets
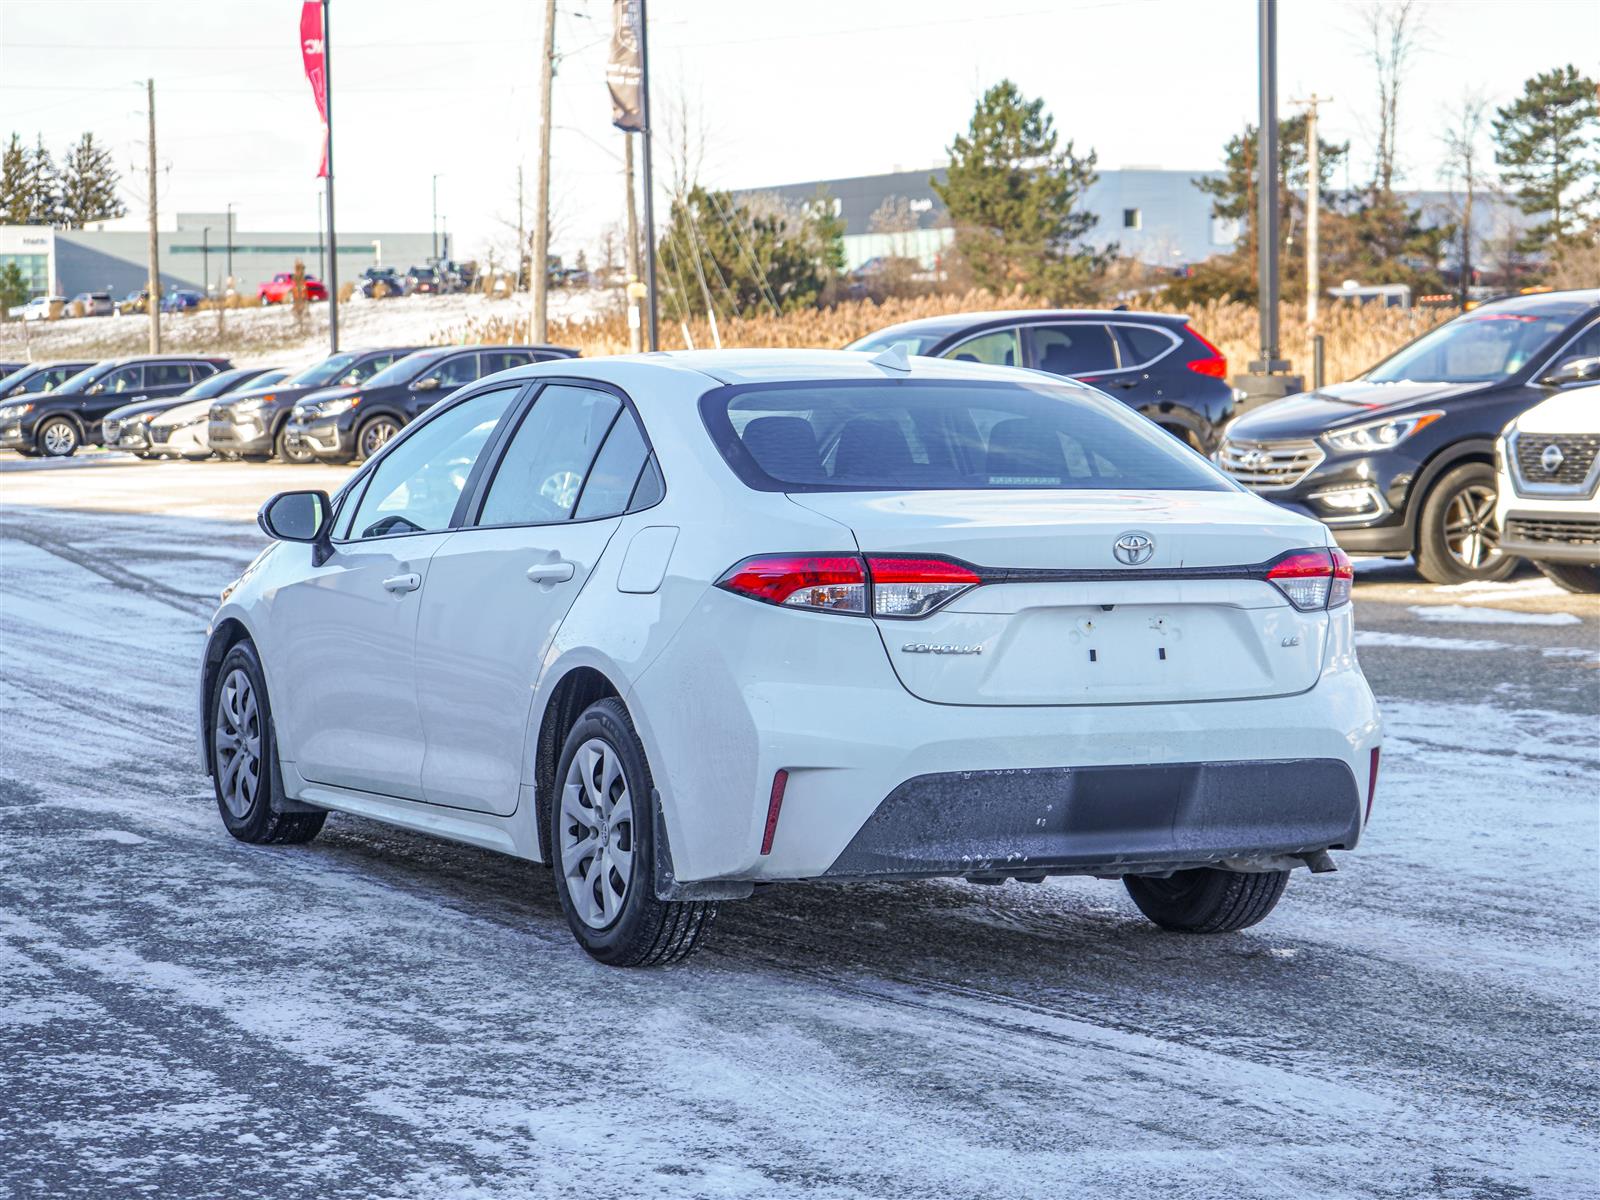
700,378,1230,492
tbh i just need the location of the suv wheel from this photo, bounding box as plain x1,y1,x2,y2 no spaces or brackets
356,416,401,461
1415,462,1517,585
37,417,80,458
1125,867,1289,933
1534,562,1600,594
209,641,326,845
274,423,314,464
551,698,716,966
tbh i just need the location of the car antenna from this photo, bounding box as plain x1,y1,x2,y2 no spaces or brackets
870,345,911,373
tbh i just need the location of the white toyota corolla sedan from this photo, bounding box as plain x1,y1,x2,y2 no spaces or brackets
200,349,1382,966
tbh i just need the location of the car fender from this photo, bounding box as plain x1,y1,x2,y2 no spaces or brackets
196,603,267,774
1401,436,1498,542
34,407,87,444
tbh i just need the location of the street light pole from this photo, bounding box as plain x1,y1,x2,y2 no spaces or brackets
322,0,339,352
225,201,234,289
638,0,659,351
432,174,440,262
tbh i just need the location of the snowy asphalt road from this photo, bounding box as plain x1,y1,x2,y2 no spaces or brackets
2,458,1597,1199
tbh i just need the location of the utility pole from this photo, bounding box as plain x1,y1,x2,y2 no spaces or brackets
225,201,233,289
624,133,643,352
638,0,658,351
201,227,210,299
516,165,525,290
1293,93,1331,329
322,0,339,352
431,173,440,262
532,0,557,342
144,78,160,353
316,188,325,284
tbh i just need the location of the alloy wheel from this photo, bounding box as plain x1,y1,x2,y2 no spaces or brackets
559,737,635,929
1442,483,1501,571
214,668,262,819
360,420,399,458
40,421,77,456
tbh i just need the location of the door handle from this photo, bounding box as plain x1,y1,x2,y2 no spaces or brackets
526,561,575,583
382,572,422,593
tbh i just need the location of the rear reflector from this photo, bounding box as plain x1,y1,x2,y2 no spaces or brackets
715,555,866,613
1266,548,1352,611
760,769,788,854
1366,746,1380,824
866,556,980,617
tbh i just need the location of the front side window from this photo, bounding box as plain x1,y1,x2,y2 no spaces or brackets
289,352,362,388
1366,309,1582,384
419,354,481,390
942,328,1020,368
702,378,1230,493
847,328,945,357
1550,322,1600,372
345,387,517,540
351,352,402,382
1029,324,1119,376
478,385,621,525
105,366,143,393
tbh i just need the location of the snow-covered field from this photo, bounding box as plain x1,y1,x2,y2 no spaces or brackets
1,458,1597,1199
0,289,612,368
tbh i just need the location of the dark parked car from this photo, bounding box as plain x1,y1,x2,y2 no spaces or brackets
103,366,288,457
284,344,578,463
847,309,1235,453
1217,288,1600,583
208,347,420,463
0,362,26,379
0,355,230,457
358,267,404,298
405,266,442,296
161,289,205,313
0,360,96,402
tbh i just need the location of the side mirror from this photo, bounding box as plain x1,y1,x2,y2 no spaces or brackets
1541,356,1600,387
340,372,361,386
87,383,104,395
258,489,331,543
413,376,441,391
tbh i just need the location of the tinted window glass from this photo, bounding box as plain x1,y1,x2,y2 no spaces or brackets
350,353,400,382
1030,325,1118,375
482,350,534,374
105,366,143,393
346,388,516,539
629,458,664,510
1116,324,1177,366
703,379,1228,493
574,410,648,519
287,352,362,388
146,363,193,388
479,385,621,525
942,329,1019,367
421,354,481,389
1552,321,1600,370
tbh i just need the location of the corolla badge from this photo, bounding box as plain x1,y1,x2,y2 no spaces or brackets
1541,443,1565,474
901,643,983,655
1113,530,1156,566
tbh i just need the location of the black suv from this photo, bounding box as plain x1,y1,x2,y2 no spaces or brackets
0,355,230,457
847,309,1236,453
284,344,579,463
208,347,419,463
1218,289,1600,583
0,360,96,403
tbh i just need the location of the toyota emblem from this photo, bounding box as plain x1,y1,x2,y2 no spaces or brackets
1541,443,1565,474
1113,531,1155,565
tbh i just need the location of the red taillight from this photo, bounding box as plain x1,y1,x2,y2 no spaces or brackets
1266,548,1351,611
717,553,980,618
1365,746,1380,824
1185,326,1228,378
715,555,866,613
760,769,788,854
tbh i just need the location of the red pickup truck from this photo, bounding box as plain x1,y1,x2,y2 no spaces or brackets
257,273,329,305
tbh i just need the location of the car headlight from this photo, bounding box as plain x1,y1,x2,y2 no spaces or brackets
231,397,268,415
1322,411,1443,453
0,402,34,421
316,396,360,417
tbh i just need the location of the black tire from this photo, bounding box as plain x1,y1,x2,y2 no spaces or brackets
274,422,314,464
355,415,401,462
550,697,716,966
1415,461,1517,584
1124,867,1289,934
1534,561,1600,594
209,641,326,846
36,416,80,458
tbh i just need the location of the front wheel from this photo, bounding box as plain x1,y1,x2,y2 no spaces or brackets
550,698,716,966
1124,867,1289,933
1535,561,1600,594
1415,462,1517,584
274,423,314,464
209,641,326,845
355,415,401,461
37,417,80,458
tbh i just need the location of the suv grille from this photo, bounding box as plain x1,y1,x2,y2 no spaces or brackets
1216,438,1325,490
1512,432,1600,492
1504,515,1600,546
151,426,172,444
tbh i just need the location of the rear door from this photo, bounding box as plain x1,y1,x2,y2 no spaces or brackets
415,382,641,813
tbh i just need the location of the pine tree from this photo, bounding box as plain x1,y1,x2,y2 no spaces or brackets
2,134,29,224
22,135,62,225
57,132,126,227
932,81,1103,303
0,261,28,317
1493,65,1600,249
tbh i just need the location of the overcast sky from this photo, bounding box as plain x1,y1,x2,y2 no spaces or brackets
2,0,1594,263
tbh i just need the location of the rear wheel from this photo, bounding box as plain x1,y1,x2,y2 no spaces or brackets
37,417,80,458
209,641,325,845
1415,462,1517,584
550,698,716,966
1535,562,1600,594
356,415,401,461
1125,867,1289,933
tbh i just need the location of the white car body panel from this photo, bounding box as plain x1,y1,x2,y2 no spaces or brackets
203,351,1382,892
1495,385,1600,566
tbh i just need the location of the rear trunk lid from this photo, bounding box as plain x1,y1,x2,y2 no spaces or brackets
789,489,1331,705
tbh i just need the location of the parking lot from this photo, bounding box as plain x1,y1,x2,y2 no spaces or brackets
1,452,1596,1198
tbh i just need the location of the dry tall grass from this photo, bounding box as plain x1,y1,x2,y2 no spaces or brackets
441,289,1450,385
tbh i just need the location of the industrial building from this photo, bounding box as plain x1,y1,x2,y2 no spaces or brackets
1,213,439,301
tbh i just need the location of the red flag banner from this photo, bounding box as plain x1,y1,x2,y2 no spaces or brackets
300,1,328,177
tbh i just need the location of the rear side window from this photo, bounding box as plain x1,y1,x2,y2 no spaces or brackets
1115,324,1178,366
574,410,649,519
1029,324,1119,375
482,350,534,373
478,385,621,525
146,363,193,387
702,379,1229,493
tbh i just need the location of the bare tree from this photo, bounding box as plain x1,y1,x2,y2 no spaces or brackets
1441,89,1489,304
1360,0,1428,194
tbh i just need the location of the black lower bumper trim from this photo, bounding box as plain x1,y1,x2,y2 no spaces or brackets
825,757,1361,881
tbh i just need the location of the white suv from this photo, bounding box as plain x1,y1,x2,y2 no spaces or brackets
200,351,1383,965
1496,384,1600,593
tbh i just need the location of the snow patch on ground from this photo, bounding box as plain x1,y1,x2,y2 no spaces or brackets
81,830,149,846
1356,629,1514,652
1407,603,1583,626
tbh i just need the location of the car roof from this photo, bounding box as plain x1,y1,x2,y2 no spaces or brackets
859,308,1194,340
1469,288,1599,318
